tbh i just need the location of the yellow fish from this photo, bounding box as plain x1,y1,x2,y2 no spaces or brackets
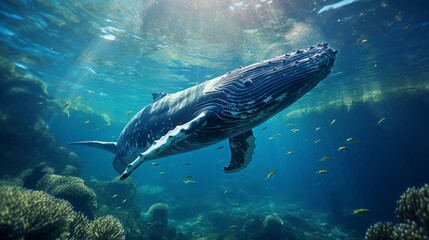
184,179,196,184
83,120,90,125
338,146,347,151
112,194,118,198
287,151,295,155
353,208,370,215
376,117,386,125
314,139,322,144
319,156,332,161
122,199,127,203
315,127,321,131
331,119,337,125
265,170,277,180
125,111,132,116
316,170,329,174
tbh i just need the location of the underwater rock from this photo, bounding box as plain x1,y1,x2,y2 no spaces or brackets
60,164,79,176
20,162,54,189
365,184,429,239
0,59,81,178
260,214,285,239
88,177,137,205
36,174,97,219
147,203,169,226
243,217,263,235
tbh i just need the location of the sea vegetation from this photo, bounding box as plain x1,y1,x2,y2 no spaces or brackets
0,185,125,240
365,184,429,239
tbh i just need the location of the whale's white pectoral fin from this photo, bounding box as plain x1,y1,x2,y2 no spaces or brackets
224,129,256,173
120,112,208,180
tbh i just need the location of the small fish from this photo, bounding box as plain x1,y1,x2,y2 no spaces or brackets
112,194,118,198
185,175,193,179
83,120,90,125
183,163,191,166
264,170,277,180
291,128,300,133
159,171,166,175
315,127,321,131
224,190,228,194
216,146,224,150
268,136,276,140
151,162,159,166
331,119,337,125
38,101,44,105
287,123,295,127
87,90,95,95
122,199,127,203
286,151,295,155
196,216,204,222
338,146,347,151
230,225,239,229
353,208,370,215
316,170,329,174
346,138,359,144
125,111,132,116
276,133,282,136
319,156,332,161
74,96,82,101
115,206,121,210
105,123,111,127
184,179,196,184
376,117,386,125
262,126,267,130
218,159,224,163
314,139,322,144
63,102,71,109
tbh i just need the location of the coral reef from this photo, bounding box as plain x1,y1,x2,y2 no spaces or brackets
0,59,81,178
365,184,429,240
36,174,97,219
86,215,125,240
147,203,169,225
0,186,125,240
0,185,73,239
88,177,137,206
364,222,394,240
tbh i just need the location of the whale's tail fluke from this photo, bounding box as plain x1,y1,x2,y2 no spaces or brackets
69,141,117,154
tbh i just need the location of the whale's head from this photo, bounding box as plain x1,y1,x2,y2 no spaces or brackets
211,43,337,123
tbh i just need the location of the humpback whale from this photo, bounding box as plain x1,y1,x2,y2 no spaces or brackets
70,43,337,180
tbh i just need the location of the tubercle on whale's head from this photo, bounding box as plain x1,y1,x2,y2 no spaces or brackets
215,43,337,119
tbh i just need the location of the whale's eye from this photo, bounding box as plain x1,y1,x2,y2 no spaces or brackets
244,79,253,86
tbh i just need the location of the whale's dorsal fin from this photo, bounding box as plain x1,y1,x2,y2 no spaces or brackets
224,130,256,173
152,92,168,102
69,141,116,154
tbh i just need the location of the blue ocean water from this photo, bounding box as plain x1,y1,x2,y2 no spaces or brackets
1,0,429,239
